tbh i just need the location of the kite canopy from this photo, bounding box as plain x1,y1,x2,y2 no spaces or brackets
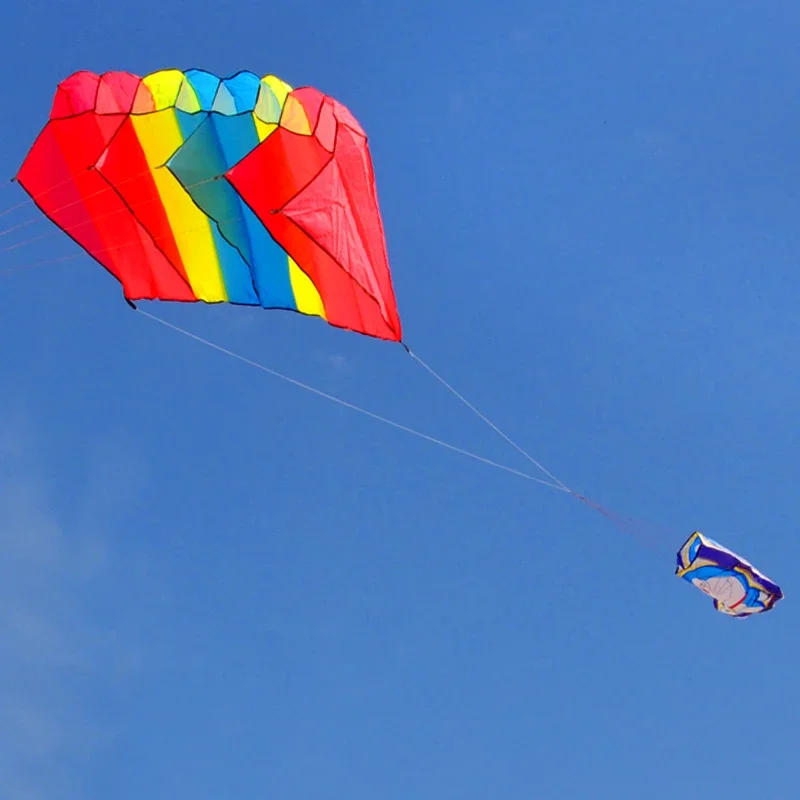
16,69,402,341
676,531,783,617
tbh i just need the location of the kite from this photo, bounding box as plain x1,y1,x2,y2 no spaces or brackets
14,73,788,614
15,68,402,341
676,531,783,617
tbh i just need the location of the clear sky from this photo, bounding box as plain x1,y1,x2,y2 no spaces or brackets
1,1,798,797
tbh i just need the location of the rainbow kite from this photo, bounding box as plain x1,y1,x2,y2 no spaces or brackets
16,68,402,341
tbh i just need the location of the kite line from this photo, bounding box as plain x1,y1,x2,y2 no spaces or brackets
134,307,669,551
397,342,674,549
0,190,667,547
401,345,573,493
134,307,570,492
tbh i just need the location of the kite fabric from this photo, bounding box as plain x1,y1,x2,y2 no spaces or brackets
16,69,402,341
676,531,783,617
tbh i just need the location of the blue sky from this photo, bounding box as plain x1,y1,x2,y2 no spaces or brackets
1,0,798,797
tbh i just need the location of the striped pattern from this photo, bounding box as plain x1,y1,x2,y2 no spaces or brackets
17,69,402,341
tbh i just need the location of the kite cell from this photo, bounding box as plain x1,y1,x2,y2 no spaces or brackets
676,531,783,617
16,69,402,341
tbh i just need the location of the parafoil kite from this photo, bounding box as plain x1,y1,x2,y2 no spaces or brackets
676,531,783,617
15,68,402,342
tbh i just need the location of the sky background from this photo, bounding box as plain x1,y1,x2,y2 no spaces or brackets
1,1,798,797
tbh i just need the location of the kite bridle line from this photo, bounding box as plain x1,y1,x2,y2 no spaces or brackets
131,303,668,552
1,167,230,250
399,342,571,492
130,305,568,492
